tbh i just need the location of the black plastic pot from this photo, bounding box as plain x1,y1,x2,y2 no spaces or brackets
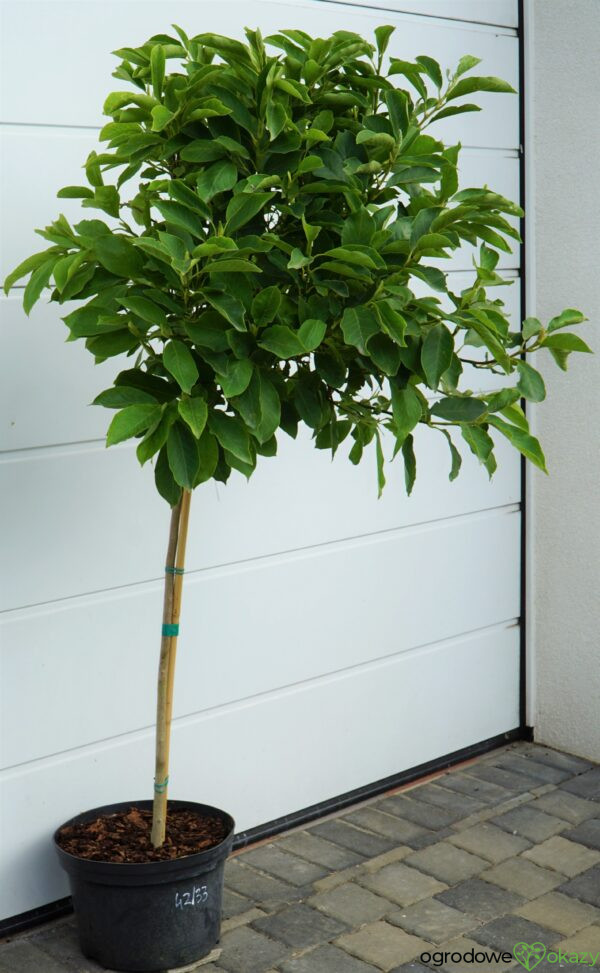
54,799,235,973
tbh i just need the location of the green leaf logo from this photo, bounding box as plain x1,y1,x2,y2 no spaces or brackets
514,943,547,971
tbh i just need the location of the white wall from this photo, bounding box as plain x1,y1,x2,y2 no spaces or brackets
526,0,600,758
0,0,521,921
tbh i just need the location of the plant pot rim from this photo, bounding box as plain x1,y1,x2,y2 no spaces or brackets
54,798,235,882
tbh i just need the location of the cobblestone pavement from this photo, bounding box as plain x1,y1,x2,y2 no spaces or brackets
2,741,600,973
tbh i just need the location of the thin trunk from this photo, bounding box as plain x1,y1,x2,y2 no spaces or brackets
151,489,192,848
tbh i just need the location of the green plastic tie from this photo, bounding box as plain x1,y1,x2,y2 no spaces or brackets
162,623,179,637
154,776,169,794
165,566,185,575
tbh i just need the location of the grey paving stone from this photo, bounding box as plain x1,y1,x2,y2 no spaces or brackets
346,806,432,846
407,784,485,818
378,795,460,830
403,843,488,885
276,831,365,870
225,860,300,907
435,877,525,921
558,864,600,907
529,790,600,825
516,891,600,936
522,835,600,876
29,919,102,972
223,887,254,919
409,828,455,851
463,765,534,794
561,768,600,802
252,903,347,949
491,805,566,842
336,920,431,971
388,897,479,943
309,881,392,925
0,941,79,973
240,845,328,887
493,753,571,785
448,822,531,863
520,744,593,776
434,772,515,806
359,862,447,907
471,914,558,952
483,857,564,898
309,819,395,859
218,925,289,973
564,817,600,850
278,943,379,973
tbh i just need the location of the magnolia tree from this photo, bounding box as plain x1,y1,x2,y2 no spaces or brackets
5,25,589,847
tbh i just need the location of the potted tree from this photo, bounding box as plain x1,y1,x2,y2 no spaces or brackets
4,22,589,973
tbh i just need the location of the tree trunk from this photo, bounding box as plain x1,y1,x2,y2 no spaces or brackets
151,489,192,848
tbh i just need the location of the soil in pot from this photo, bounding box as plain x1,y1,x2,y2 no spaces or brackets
56,806,228,863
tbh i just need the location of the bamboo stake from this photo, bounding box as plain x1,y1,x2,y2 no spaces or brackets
151,490,192,848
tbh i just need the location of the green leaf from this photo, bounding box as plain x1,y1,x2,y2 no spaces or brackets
23,258,55,314
204,291,246,331
288,248,312,270
167,421,200,488
516,360,546,402
368,334,401,375
489,416,548,473
178,396,208,438
298,318,326,352
461,424,494,466
431,396,486,421
421,323,453,388
374,25,394,59
3,249,57,294
341,209,376,246
441,428,462,481
266,101,287,139
341,306,379,354
106,404,161,446
136,405,177,465
154,200,205,238
209,411,252,463
376,302,407,345
522,317,542,341
225,192,275,234
429,103,481,124
259,325,304,358
447,76,516,101
93,386,158,408
196,161,238,202
57,186,94,199
252,286,281,327
390,385,421,443
195,430,220,484
163,340,199,393
402,434,417,495
94,235,144,278
547,308,587,332
201,258,261,274
150,44,165,100
218,359,254,398
155,445,182,506
255,371,281,443
455,55,482,77
118,295,168,328
151,105,174,131
416,55,443,88
541,333,592,354
375,431,386,498
384,89,410,138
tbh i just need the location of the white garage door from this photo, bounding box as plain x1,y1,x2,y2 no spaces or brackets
0,0,521,923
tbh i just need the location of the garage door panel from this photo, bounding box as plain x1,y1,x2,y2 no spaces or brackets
0,423,520,611
320,1,519,30
0,620,519,918
1,507,520,768
1,1,518,147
